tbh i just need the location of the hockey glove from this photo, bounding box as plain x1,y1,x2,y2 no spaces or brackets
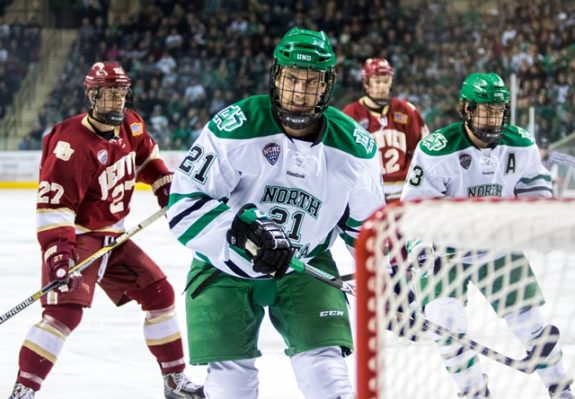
227,204,294,278
44,242,82,292
152,174,173,208
406,239,441,273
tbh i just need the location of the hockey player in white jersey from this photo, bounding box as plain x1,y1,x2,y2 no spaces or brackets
402,72,573,398
166,27,384,399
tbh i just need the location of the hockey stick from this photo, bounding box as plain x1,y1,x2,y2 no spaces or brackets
0,207,167,325
412,313,560,374
287,258,356,296
234,210,560,373
241,236,357,296
291,260,560,374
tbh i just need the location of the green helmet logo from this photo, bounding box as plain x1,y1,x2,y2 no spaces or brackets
273,27,335,71
459,73,510,104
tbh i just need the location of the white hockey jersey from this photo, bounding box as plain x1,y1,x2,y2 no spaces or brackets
167,95,385,279
401,122,553,201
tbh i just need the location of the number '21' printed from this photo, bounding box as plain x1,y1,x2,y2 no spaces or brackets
178,145,216,184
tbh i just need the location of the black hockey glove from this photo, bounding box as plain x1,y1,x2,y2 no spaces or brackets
406,240,443,273
227,204,294,278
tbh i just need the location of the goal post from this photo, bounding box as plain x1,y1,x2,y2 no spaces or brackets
355,198,575,399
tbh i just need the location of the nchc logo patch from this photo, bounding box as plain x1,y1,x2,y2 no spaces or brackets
97,149,108,165
459,153,472,169
263,143,281,165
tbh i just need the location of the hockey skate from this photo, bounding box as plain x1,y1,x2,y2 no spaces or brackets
163,372,205,399
457,375,491,398
8,383,35,399
549,379,574,399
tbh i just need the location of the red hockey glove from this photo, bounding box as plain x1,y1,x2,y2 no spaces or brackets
152,174,173,208
44,242,82,292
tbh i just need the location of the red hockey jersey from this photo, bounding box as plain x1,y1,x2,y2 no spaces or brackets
343,97,428,200
36,110,171,251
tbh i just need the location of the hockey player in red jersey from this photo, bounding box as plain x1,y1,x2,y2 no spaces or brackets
343,58,426,325
343,57,429,204
8,62,204,399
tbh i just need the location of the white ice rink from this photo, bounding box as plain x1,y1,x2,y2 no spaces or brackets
0,189,356,398
0,189,573,398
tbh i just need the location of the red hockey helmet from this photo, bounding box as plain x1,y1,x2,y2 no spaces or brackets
361,58,394,82
84,61,131,90
84,61,131,126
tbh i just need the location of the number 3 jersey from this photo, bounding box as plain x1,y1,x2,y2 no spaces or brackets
36,110,172,251
401,122,553,201
167,95,385,279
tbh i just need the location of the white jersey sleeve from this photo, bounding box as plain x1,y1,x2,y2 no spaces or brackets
339,154,385,256
167,123,243,273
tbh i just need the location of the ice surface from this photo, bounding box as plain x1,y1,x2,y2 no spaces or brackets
1,189,572,398
0,190,356,398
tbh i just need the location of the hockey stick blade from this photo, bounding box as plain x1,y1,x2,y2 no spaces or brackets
0,207,166,325
517,324,560,373
414,313,560,374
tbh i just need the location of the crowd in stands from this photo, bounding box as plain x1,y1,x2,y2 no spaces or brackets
0,0,12,16
0,14,42,121
13,0,575,151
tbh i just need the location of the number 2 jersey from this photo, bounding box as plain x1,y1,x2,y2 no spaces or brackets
167,95,385,279
36,110,172,252
401,122,553,201
342,96,428,200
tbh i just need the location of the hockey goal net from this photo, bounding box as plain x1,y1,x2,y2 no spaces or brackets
355,198,575,399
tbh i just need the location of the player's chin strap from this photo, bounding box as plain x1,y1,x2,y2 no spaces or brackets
283,257,559,375
0,207,167,325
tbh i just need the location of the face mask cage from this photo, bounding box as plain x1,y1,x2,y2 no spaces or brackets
270,63,334,130
464,102,510,145
87,86,132,126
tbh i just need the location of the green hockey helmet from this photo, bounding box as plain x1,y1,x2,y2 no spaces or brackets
459,73,510,104
273,27,336,71
459,72,510,145
270,27,336,130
